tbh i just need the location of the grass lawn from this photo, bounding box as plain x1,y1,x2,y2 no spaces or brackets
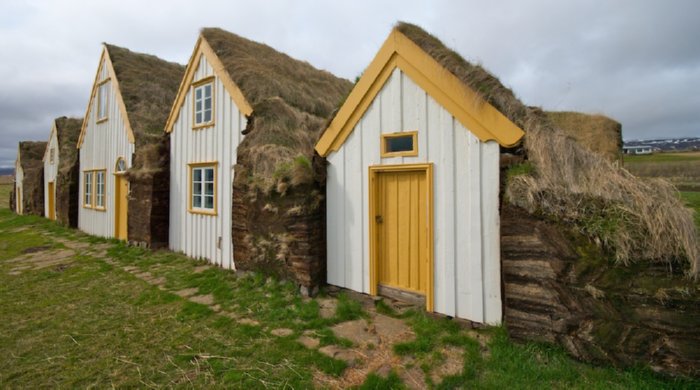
681,191,700,231
0,209,697,387
0,182,11,210
624,152,700,190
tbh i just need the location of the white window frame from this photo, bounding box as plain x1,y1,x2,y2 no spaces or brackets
95,171,105,209
84,171,93,207
188,163,217,215
192,79,214,128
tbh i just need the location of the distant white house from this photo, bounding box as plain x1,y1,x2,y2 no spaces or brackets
623,145,653,155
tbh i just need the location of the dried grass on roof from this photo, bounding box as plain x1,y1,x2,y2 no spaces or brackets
396,22,698,276
202,28,352,119
105,44,185,138
546,111,622,162
54,117,82,174
18,141,47,215
202,28,352,189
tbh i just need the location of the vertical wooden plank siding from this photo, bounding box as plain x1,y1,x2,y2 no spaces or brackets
15,158,23,214
325,68,503,324
79,57,135,238
44,126,58,218
168,54,245,269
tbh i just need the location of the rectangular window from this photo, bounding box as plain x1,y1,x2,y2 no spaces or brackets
95,170,105,209
381,131,419,157
49,148,55,164
84,171,93,207
193,80,213,127
97,80,110,121
189,163,216,214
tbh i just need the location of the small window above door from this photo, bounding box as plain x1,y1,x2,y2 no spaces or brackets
381,131,418,157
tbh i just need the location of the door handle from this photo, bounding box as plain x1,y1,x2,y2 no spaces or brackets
375,215,383,224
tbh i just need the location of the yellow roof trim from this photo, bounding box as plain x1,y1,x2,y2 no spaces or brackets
42,120,57,162
315,29,525,157
77,46,135,148
164,34,253,133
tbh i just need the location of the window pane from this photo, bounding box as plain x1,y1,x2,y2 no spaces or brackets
195,88,202,100
195,112,202,124
193,182,202,196
193,195,201,208
204,195,213,209
385,135,414,153
205,182,213,196
193,168,201,182
203,110,211,123
205,168,214,181
204,84,211,98
204,96,211,110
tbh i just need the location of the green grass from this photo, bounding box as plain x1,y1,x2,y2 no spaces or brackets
0,204,698,387
0,182,11,210
681,191,700,230
624,152,700,190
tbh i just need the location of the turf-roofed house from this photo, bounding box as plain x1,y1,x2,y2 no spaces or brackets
43,117,82,226
165,27,351,286
316,24,525,324
12,141,48,215
77,44,184,245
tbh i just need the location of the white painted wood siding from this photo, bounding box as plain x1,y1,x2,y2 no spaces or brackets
326,68,502,324
78,58,135,238
44,126,58,217
169,54,246,269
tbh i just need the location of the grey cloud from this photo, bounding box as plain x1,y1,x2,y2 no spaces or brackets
0,0,698,168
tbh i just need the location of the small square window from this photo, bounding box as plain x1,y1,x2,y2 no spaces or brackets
381,131,418,157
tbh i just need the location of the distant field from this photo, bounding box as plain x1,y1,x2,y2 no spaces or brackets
624,152,700,190
0,183,11,210
0,175,12,185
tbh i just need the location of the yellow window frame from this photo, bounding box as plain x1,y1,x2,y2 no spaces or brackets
192,76,215,129
380,131,419,158
188,161,218,216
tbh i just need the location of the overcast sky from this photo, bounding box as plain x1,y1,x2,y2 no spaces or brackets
1,0,698,168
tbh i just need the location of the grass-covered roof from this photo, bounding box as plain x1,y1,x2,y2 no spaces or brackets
546,111,622,162
53,116,82,173
396,22,698,276
200,27,353,188
105,44,185,139
18,141,47,173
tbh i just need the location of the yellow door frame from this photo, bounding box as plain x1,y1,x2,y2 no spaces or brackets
114,173,128,240
369,163,434,312
48,181,56,220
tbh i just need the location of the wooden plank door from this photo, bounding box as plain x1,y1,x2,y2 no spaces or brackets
47,181,55,220
375,170,428,295
114,175,128,240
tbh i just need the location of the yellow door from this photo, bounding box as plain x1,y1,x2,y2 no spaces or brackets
16,187,22,214
114,175,128,240
375,170,428,295
48,182,55,220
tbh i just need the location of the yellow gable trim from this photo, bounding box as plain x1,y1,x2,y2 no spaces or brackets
42,121,57,162
77,46,135,148
164,35,253,133
315,30,525,157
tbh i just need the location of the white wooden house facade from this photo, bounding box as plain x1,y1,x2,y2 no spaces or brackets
77,49,134,240
316,27,525,324
43,122,59,220
165,33,251,268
